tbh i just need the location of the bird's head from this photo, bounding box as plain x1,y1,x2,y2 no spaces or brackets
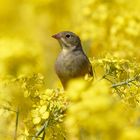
52,31,81,50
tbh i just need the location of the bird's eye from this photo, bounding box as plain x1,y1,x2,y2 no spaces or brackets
65,34,71,38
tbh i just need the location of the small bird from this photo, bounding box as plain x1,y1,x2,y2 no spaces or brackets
52,31,93,88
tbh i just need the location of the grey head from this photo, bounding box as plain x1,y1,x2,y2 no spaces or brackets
52,31,82,50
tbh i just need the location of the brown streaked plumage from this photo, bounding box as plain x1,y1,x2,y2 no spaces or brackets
52,31,93,88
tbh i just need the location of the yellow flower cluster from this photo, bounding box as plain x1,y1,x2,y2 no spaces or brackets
0,57,140,140
21,76,68,139
66,80,140,140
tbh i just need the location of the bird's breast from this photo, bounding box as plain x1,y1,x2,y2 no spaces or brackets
55,50,90,80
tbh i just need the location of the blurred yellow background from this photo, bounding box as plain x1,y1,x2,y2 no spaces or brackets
0,0,140,139
0,0,140,88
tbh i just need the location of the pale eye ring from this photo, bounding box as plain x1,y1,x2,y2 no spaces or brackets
65,34,71,38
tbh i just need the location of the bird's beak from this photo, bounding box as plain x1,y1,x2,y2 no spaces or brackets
52,33,61,40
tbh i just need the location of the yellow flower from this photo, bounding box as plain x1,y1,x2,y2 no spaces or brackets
33,116,41,125
42,112,49,119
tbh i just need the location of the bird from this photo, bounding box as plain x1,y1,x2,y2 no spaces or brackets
52,31,93,88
